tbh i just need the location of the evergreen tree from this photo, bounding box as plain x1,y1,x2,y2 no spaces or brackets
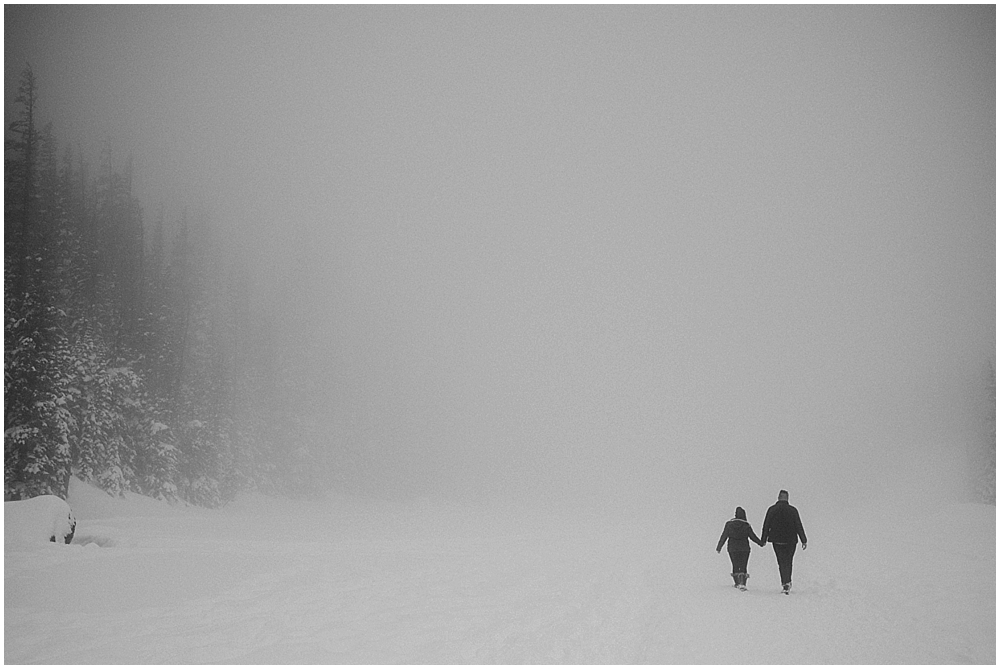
5,64,39,308
4,68,74,498
5,68,320,505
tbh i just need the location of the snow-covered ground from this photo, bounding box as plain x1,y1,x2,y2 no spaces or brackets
5,478,995,664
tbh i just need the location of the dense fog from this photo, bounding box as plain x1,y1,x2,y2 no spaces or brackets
5,6,994,514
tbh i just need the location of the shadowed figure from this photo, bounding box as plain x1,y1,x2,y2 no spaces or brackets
716,506,765,590
760,490,808,594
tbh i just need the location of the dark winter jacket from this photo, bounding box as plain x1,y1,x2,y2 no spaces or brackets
716,507,764,553
760,500,807,545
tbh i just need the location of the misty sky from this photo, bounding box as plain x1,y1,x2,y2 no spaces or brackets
5,6,995,509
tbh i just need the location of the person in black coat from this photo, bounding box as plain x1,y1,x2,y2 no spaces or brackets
760,489,807,594
716,506,765,590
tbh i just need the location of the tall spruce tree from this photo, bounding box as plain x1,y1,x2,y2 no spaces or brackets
5,68,304,504
4,67,75,498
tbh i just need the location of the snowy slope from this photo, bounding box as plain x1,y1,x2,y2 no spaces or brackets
4,478,995,664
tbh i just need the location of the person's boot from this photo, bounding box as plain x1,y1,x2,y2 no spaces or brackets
782,581,791,595
731,573,739,588
737,573,748,591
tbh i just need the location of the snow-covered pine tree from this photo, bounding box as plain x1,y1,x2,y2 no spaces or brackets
4,66,76,499
5,68,290,505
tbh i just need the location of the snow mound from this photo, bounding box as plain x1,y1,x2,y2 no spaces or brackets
4,494,76,545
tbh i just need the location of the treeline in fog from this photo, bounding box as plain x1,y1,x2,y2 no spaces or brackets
4,67,328,505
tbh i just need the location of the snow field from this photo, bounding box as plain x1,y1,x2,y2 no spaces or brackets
4,479,995,664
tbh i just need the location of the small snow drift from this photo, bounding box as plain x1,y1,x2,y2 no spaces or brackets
4,494,77,545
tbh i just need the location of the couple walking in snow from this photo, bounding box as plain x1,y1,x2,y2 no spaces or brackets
716,490,807,594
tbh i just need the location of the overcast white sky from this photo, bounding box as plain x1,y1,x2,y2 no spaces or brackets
5,6,995,510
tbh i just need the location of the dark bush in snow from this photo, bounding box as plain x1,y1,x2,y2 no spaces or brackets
4,494,76,544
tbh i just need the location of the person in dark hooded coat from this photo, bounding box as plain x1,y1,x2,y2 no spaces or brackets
716,506,765,590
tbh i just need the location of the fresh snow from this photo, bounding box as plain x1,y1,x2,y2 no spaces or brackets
4,495,76,546
4,478,995,664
